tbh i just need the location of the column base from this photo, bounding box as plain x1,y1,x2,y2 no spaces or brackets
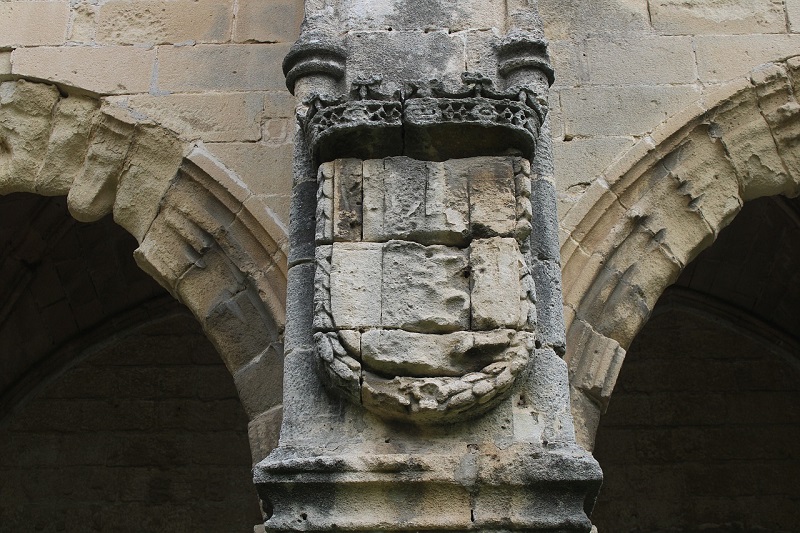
254,443,601,532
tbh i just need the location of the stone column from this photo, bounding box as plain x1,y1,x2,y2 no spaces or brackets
254,1,602,530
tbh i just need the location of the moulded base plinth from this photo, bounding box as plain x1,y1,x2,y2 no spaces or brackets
254,443,602,532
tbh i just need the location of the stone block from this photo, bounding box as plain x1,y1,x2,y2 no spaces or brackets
650,0,786,35
560,85,701,137
344,30,465,95
329,242,382,329
332,158,363,241
363,157,469,246
459,158,517,238
36,95,100,195
234,0,303,43
0,81,60,192
789,0,800,32
0,51,11,82
156,43,290,92
11,46,154,95
361,329,515,378
539,0,651,40
381,240,469,333
68,1,97,43
0,1,69,47
67,110,135,223
340,0,505,32
248,406,283,464
553,136,637,192
695,34,800,83
234,344,284,419
97,0,233,45
114,122,186,241
205,142,292,200
586,36,696,85
362,329,473,377
264,91,295,118
470,237,525,330
121,92,264,142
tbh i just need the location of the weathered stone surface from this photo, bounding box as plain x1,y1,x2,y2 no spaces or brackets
97,0,233,45
470,237,527,330
36,95,100,195
156,44,291,92
0,81,60,193
329,242,382,329
234,0,303,43
363,157,469,246
458,158,517,237
11,46,154,95
650,0,786,35
332,158,363,241
381,240,469,333
361,329,517,378
0,2,69,47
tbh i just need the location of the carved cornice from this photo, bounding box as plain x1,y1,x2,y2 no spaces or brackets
302,74,548,164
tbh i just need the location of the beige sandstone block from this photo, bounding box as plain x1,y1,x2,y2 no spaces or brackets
121,92,264,141
470,238,524,331
156,43,290,92
98,0,233,45
548,40,582,88
560,85,701,137
114,122,186,241
539,0,651,40
586,36,696,85
382,241,470,333
650,0,786,35
788,0,800,32
0,2,69,47
11,46,154,94
0,51,11,81
67,108,135,222
553,136,636,193
193,148,292,227
264,91,295,118
205,142,292,198
330,242,383,330
36,95,100,195
0,81,60,193
234,0,303,43
68,1,98,43
254,193,291,230
696,34,800,83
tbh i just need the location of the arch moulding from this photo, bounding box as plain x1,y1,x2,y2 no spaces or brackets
559,56,800,450
0,78,289,460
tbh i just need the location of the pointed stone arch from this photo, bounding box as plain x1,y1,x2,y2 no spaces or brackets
0,78,289,456
559,57,800,450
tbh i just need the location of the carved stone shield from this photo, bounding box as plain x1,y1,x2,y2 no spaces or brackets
313,155,538,423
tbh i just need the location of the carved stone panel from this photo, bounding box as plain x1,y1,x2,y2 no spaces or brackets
313,155,537,423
